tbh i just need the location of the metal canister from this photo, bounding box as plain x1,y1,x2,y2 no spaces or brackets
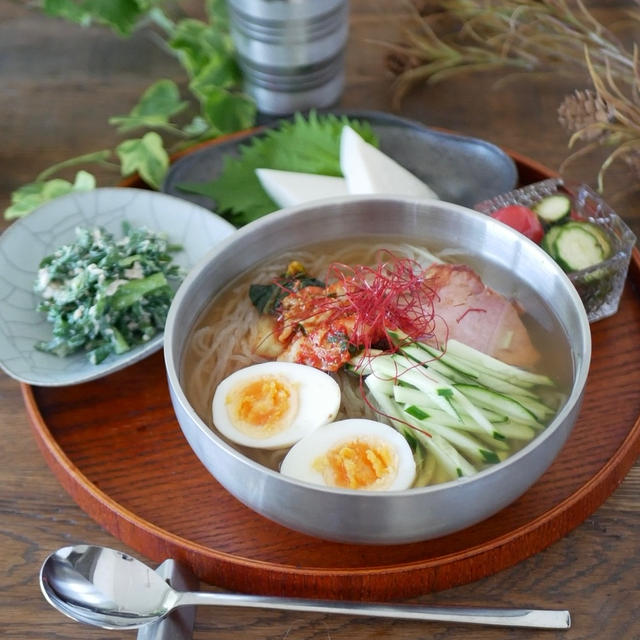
226,0,349,114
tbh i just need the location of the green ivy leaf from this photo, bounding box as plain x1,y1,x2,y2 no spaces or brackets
42,0,152,36
71,170,97,191
170,18,237,81
4,171,96,220
116,132,169,189
197,85,256,136
109,80,189,133
42,0,90,25
189,54,243,94
181,116,216,139
204,0,231,29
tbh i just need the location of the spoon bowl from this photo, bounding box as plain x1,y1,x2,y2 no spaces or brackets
40,544,571,631
40,544,177,629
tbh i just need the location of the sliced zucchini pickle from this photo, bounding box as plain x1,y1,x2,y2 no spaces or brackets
533,194,571,224
553,222,610,272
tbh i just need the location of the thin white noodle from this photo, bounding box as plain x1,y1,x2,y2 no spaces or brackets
182,242,418,444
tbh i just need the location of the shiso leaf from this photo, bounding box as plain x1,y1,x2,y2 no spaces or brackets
178,111,378,226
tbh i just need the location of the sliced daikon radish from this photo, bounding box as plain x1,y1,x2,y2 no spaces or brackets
256,168,348,208
339,125,439,199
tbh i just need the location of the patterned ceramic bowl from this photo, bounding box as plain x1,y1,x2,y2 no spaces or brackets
0,188,235,386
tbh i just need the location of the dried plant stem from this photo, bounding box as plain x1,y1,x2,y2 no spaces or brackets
389,0,635,89
382,0,640,189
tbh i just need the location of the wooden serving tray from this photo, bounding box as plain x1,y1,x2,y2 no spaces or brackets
22,150,640,601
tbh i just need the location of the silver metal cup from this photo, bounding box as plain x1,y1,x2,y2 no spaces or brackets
226,0,349,114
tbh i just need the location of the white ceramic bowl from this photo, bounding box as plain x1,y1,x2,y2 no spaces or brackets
164,195,591,544
0,188,235,386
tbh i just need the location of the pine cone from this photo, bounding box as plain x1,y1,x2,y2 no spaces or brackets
558,89,614,141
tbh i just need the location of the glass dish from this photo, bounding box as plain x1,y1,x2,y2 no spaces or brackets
475,178,637,323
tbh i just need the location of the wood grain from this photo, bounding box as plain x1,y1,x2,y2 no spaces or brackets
2,2,640,639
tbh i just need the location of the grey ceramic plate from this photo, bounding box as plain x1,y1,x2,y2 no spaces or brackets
0,188,236,387
162,110,518,212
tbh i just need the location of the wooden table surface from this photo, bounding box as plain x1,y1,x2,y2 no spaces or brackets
1,2,639,639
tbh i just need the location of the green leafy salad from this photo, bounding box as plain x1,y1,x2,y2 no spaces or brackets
34,222,183,364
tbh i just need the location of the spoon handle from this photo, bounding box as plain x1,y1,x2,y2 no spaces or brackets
176,592,570,629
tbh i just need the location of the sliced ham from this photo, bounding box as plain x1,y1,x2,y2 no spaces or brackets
423,263,540,368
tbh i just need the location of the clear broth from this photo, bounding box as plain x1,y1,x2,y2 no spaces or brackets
181,237,573,481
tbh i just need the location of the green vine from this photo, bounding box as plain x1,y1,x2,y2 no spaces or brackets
5,0,257,219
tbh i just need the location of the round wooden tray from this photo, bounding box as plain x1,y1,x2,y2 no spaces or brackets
22,150,640,601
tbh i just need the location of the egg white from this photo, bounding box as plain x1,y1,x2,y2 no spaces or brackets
212,361,341,450
280,418,416,491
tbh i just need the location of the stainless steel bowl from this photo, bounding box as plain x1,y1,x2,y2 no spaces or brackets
164,196,591,544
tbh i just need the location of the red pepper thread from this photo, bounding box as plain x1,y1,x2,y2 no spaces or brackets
456,306,487,324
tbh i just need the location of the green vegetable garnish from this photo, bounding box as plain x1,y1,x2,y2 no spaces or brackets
405,405,430,421
34,221,183,364
347,333,562,486
178,111,378,226
249,274,325,315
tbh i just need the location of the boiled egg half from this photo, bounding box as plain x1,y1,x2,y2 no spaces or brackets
280,419,416,491
212,362,341,450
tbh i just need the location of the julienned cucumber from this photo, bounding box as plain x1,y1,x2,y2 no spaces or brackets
348,336,562,486
552,221,612,272
453,383,542,425
533,194,571,224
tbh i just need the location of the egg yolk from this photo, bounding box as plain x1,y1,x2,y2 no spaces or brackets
314,438,398,489
226,375,298,438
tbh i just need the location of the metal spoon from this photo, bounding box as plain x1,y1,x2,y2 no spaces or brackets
40,545,571,630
